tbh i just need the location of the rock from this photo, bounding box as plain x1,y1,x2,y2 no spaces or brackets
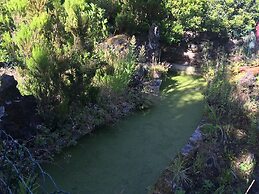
0,74,20,103
185,66,196,75
181,126,203,157
189,128,202,145
0,74,41,140
148,24,160,50
181,143,195,157
99,34,130,54
148,79,162,94
239,72,256,87
170,63,197,75
0,74,17,92
151,79,162,87
1,95,40,139
184,50,196,61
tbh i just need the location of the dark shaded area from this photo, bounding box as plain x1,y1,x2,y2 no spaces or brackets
161,32,230,65
0,74,41,140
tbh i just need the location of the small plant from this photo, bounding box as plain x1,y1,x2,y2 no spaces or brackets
218,169,235,186
200,123,221,141
193,152,204,173
93,36,137,93
149,63,168,79
169,156,191,188
239,160,255,176
138,45,146,63
202,179,215,193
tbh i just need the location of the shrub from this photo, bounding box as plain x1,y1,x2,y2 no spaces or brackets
63,0,108,50
88,0,120,25
169,156,191,188
93,37,137,93
162,0,259,43
162,0,208,43
115,0,164,34
206,0,259,38
0,0,108,124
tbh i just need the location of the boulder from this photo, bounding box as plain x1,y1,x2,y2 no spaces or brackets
181,143,195,157
189,128,202,145
0,74,21,103
1,95,40,140
149,79,162,94
99,34,130,53
0,74,41,140
181,126,203,157
0,74,17,92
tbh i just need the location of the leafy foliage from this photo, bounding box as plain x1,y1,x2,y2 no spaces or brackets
93,37,137,93
206,0,259,37
162,0,259,43
115,0,164,34
162,0,208,43
169,156,191,188
0,0,108,123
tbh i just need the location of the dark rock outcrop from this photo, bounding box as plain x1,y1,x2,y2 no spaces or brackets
181,127,203,157
0,74,41,140
0,74,21,103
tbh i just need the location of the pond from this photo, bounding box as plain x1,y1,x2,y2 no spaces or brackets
41,75,205,194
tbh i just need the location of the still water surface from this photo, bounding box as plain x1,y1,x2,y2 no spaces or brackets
42,75,205,194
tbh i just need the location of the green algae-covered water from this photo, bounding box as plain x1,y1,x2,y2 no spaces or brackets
42,75,205,194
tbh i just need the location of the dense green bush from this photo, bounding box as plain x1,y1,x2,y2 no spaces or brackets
206,0,259,37
162,0,208,43
162,0,259,43
115,0,164,34
91,0,258,41
92,0,164,34
0,0,108,123
203,57,252,125
88,0,120,25
93,37,137,93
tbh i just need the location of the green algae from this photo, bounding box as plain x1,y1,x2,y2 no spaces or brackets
42,75,205,194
